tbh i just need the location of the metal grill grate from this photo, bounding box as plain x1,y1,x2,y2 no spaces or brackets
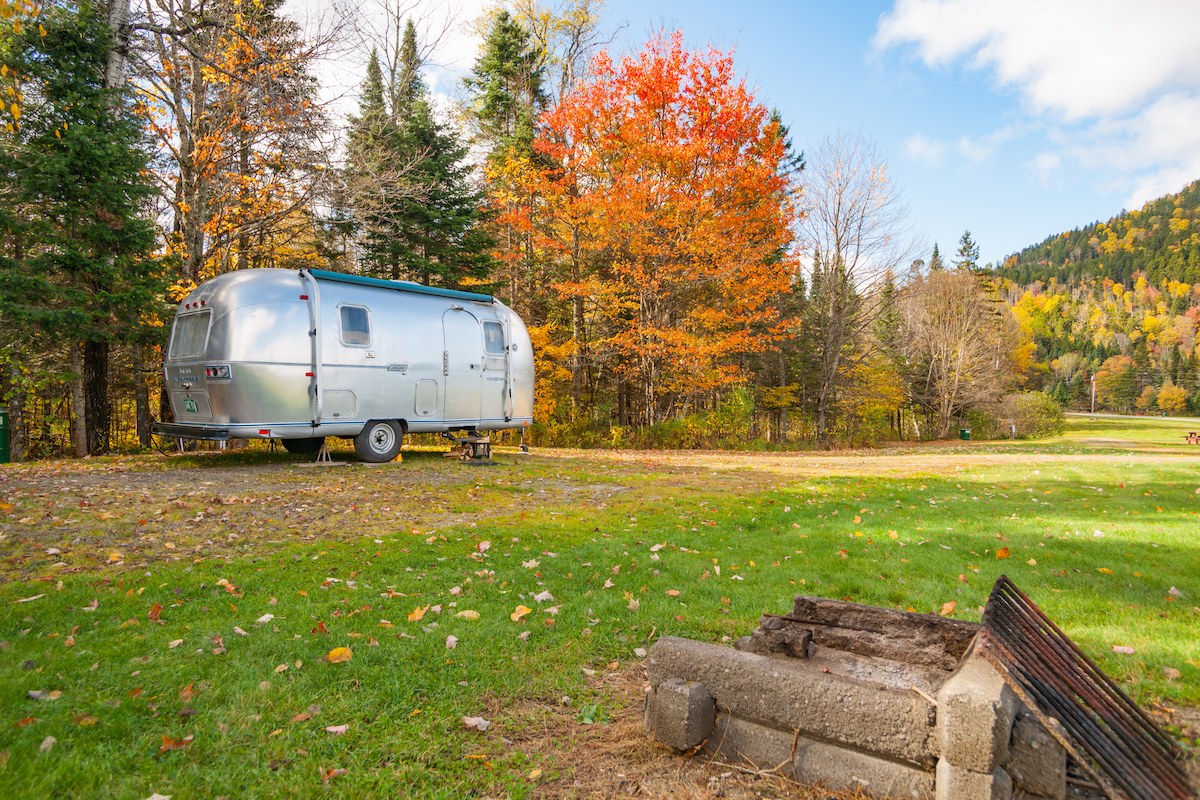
979,576,1193,800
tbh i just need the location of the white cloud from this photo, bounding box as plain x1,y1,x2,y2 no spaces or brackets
955,125,1018,162
874,0,1200,120
905,133,946,166
875,0,1200,207
1030,151,1061,183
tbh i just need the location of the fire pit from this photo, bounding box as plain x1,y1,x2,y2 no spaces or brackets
646,589,1103,799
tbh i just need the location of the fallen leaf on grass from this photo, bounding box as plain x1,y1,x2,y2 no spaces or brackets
521,559,539,569
446,635,458,649
533,590,554,603
455,610,480,620
168,639,184,649
311,622,328,635
510,605,532,622
1112,645,1136,655
1168,587,1186,599
274,664,289,673
292,712,312,723
476,541,491,553
939,601,957,616
232,626,248,637
255,614,274,626
461,716,489,732
325,647,353,664
324,724,348,735
995,548,1010,560
1163,667,1182,680
39,736,56,752
179,683,197,701
158,735,192,753
73,713,99,726
529,768,543,780
665,589,680,596
142,793,171,800
321,768,347,784
407,605,428,622
1097,567,1113,575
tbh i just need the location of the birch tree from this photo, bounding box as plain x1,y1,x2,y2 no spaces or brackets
902,268,1014,437
799,132,914,445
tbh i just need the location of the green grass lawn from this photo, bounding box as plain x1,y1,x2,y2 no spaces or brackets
1,421,1198,798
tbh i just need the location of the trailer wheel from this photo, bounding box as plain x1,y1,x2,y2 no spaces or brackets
354,420,403,462
282,437,325,455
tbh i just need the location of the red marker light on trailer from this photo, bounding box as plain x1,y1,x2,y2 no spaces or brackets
200,300,205,306
259,430,270,436
300,295,309,300
305,372,314,377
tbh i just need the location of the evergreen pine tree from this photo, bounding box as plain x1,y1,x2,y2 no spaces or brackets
347,22,495,287
928,243,944,271
0,0,167,454
954,230,980,271
464,11,547,164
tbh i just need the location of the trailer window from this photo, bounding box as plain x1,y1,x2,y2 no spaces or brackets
483,321,505,355
168,311,211,359
340,305,371,346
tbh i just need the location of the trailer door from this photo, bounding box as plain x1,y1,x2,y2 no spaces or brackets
442,308,482,425
480,319,510,423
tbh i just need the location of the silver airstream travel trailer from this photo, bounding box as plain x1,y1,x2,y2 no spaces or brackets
151,268,534,461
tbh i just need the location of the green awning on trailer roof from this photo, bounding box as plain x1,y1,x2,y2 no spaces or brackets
305,269,494,304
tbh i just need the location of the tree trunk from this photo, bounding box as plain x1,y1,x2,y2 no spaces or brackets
7,358,25,462
69,341,88,457
134,345,152,447
84,340,110,455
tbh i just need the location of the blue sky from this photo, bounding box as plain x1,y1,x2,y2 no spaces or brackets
296,0,1200,268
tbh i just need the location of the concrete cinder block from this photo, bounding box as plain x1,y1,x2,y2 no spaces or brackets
936,653,1018,772
702,714,935,799
647,636,937,766
1006,712,1066,800
648,678,715,751
935,757,1013,800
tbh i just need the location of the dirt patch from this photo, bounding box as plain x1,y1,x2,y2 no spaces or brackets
487,665,872,800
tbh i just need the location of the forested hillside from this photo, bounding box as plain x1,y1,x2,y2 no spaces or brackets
994,180,1200,287
992,181,1200,415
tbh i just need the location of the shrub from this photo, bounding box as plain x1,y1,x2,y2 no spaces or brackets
992,392,1065,439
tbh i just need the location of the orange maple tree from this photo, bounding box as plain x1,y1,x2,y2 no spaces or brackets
493,32,800,425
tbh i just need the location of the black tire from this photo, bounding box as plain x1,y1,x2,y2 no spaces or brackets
354,420,403,463
282,437,326,455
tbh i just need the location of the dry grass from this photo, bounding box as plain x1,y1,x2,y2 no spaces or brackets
481,664,877,800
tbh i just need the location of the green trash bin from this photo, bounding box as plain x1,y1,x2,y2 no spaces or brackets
959,427,971,441
0,409,9,463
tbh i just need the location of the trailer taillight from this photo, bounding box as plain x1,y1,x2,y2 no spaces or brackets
204,365,232,379
300,295,309,300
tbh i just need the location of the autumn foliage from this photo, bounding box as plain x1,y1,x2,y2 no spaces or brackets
492,32,800,426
